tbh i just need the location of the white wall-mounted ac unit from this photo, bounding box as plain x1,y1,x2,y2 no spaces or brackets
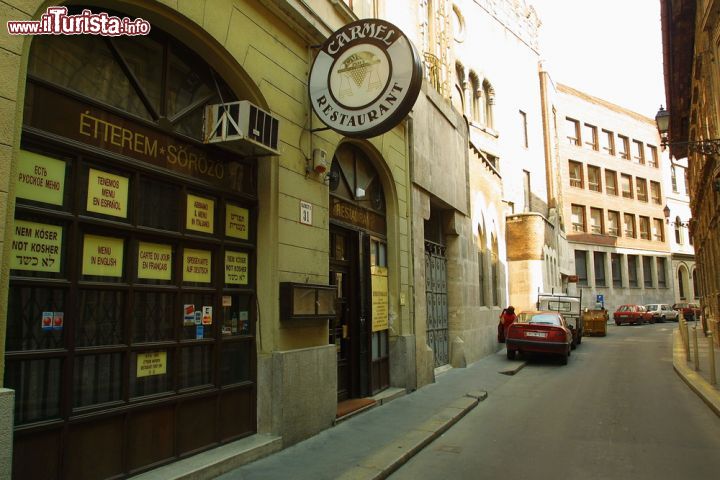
203,100,280,156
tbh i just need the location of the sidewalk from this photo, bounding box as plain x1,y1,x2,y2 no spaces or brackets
132,326,720,480
672,323,720,418
132,349,525,480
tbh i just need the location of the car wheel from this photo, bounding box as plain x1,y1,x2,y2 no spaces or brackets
507,349,515,360
615,320,621,326
660,316,666,323
560,349,569,365
571,339,577,350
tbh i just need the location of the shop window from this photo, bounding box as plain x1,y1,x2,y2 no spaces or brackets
132,291,175,343
76,290,126,347
138,178,181,231
6,285,66,351
12,13,259,474
73,353,123,409
4,358,62,424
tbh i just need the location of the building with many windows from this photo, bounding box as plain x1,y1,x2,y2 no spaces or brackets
555,84,672,312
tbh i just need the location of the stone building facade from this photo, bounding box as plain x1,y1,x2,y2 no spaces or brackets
0,1,417,478
661,0,720,340
663,156,698,304
555,84,673,312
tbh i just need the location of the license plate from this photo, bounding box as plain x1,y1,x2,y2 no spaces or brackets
525,331,547,338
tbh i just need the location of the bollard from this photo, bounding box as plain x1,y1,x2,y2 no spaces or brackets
684,318,691,361
692,325,700,371
709,333,717,386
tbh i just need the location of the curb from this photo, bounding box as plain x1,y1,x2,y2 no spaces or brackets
336,392,487,480
672,330,720,418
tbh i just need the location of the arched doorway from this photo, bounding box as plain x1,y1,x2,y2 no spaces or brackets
678,265,690,300
6,8,258,478
328,143,390,400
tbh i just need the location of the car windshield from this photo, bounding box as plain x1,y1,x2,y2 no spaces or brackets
518,313,561,325
646,304,658,310
618,305,631,312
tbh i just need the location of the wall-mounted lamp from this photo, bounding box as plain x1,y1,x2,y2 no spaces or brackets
655,105,720,154
663,204,690,227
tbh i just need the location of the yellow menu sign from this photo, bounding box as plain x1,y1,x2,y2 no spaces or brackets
10,220,63,272
136,351,167,378
225,251,249,284
87,168,129,218
138,242,172,280
226,204,249,239
371,265,388,332
187,194,214,233
16,150,66,205
183,248,212,283
82,234,124,277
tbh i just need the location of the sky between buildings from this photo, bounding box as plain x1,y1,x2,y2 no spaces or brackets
529,0,665,121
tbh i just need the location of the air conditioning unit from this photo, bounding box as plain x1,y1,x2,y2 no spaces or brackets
203,100,280,156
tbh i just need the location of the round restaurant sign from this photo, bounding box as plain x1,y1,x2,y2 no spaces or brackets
309,19,423,138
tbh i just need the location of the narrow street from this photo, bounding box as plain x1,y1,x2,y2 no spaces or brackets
390,324,720,480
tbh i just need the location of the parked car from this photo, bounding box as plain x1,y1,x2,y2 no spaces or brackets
672,302,701,321
537,293,583,347
506,311,573,365
645,304,679,323
613,304,653,325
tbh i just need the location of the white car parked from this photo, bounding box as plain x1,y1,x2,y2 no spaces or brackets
645,304,679,322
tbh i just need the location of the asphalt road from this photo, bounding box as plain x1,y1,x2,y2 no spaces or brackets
389,323,720,480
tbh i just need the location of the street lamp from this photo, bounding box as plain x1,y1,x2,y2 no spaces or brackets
655,105,720,154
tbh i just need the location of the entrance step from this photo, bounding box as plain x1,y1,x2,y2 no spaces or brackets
371,386,406,405
335,397,377,423
130,433,281,480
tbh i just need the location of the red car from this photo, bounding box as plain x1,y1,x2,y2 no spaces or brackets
613,304,653,325
506,311,573,365
672,302,701,321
